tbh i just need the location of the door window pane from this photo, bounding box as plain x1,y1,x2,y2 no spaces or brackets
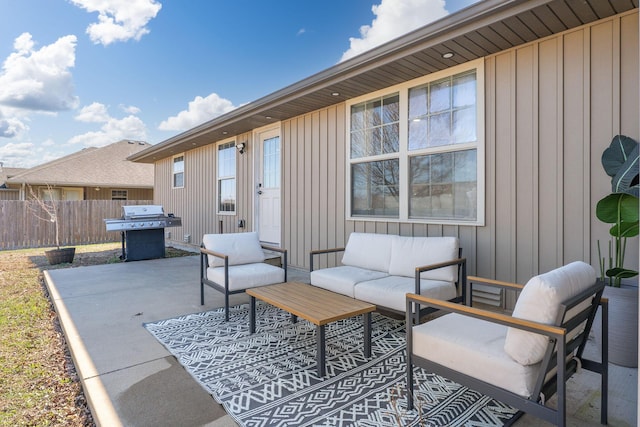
263,136,280,189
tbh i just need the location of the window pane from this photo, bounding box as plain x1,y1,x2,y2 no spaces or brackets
429,78,451,113
409,86,428,119
174,172,184,188
453,71,476,108
428,112,451,147
351,130,366,158
408,118,427,151
218,142,236,177
263,136,280,189
351,160,399,217
382,94,399,124
351,103,365,130
382,123,399,153
173,156,184,173
218,178,236,212
453,107,476,144
409,149,477,220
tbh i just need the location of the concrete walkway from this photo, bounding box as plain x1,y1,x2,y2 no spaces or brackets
44,255,637,427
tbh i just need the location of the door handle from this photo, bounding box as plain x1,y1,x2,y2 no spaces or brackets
257,190,263,195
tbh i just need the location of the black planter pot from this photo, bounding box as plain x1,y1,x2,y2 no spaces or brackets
45,247,76,265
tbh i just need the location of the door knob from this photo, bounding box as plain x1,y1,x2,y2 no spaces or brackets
257,190,263,195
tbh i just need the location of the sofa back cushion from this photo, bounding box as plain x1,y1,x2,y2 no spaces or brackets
341,232,393,273
202,232,265,267
388,236,459,281
503,261,596,366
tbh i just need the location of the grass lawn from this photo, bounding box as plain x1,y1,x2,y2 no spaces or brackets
0,243,194,426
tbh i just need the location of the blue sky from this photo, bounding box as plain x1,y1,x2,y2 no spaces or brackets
0,0,478,168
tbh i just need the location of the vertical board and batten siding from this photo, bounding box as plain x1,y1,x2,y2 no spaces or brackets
153,132,254,247
152,12,638,293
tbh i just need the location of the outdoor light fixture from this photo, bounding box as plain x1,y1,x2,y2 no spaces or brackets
442,52,454,59
236,142,246,154
332,92,340,96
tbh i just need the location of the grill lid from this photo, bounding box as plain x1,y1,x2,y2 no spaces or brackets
122,205,165,219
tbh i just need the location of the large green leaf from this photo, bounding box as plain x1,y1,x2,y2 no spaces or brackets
602,135,640,196
609,221,640,238
596,193,640,224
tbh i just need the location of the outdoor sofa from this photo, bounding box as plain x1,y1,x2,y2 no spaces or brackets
200,232,287,321
406,261,608,426
309,232,466,315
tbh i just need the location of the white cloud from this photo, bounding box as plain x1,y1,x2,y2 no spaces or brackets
0,114,28,138
70,0,162,46
340,0,448,62
75,102,110,123
69,103,147,147
120,104,141,115
159,93,237,132
0,141,35,166
0,33,79,111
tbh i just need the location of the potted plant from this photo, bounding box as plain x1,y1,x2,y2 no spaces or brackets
28,185,76,265
594,134,639,367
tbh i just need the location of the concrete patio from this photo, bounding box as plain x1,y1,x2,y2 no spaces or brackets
44,255,637,427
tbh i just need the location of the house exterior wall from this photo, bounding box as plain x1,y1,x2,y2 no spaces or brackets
156,11,639,284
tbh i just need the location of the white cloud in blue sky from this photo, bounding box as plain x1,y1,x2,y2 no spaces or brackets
0,0,477,167
69,0,162,46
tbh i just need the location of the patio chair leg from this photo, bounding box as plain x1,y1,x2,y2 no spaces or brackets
200,281,204,305
225,293,230,322
407,358,414,411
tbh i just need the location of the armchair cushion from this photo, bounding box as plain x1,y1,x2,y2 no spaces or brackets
341,232,393,273
412,313,539,397
206,263,285,292
202,232,266,267
389,236,458,281
354,276,455,312
504,261,596,365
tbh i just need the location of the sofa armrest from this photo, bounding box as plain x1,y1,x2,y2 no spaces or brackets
309,247,346,272
414,257,467,302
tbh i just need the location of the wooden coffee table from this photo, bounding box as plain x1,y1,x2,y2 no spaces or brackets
246,282,376,376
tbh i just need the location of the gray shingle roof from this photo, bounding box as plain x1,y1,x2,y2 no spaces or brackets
8,140,154,188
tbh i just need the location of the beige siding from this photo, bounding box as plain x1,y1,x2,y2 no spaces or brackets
153,11,639,288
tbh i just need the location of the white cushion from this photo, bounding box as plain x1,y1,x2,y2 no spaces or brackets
206,263,284,292
341,233,394,273
388,236,459,281
354,276,455,312
412,313,539,397
504,261,596,365
202,232,265,267
310,266,388,298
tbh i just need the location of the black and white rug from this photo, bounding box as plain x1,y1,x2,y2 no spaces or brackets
144,303,517,426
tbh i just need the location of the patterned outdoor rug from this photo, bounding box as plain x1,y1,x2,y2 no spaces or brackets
144,303,518,426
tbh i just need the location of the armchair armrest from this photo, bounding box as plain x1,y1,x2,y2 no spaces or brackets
200,246,229,264
406,293,566,339
309,247,346,272
261,244,288,281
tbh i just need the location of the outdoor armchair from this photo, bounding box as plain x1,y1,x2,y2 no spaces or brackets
200,232,287,321
406,261,608,427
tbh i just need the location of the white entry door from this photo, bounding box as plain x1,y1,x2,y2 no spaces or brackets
256,129,281,246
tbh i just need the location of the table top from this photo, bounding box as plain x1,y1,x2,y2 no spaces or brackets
246,282,376,326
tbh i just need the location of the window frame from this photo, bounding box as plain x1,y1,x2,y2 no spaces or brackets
111,189,128,200
216,139,237,215
172,154,185,189
345,59,485,226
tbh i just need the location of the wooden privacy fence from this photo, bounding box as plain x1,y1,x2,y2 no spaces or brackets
0,200,153,250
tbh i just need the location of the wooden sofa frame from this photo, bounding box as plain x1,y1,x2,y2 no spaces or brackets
406,276,608,426
200,244,287,321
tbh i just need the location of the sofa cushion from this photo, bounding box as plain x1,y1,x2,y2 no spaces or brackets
412,313,539,397
354,276,456,312
206,263,284,292
341,233,393,273
310,266,388,298
202,232,265,267
388,236,458,281
504,261,596,365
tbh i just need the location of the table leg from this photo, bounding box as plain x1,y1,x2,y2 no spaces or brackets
291,314,298,324
316,325,326,377
249,296,256,334
363,312,372,358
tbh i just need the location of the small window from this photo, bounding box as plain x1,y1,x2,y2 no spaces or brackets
217,142,236,213
173,155,184,188
111,190,128,200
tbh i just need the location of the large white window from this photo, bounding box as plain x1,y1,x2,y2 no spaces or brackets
347,60,484,225
217,141,236,214
172,154,184,188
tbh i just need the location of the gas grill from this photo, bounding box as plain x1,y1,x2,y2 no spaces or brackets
104,205,182,261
